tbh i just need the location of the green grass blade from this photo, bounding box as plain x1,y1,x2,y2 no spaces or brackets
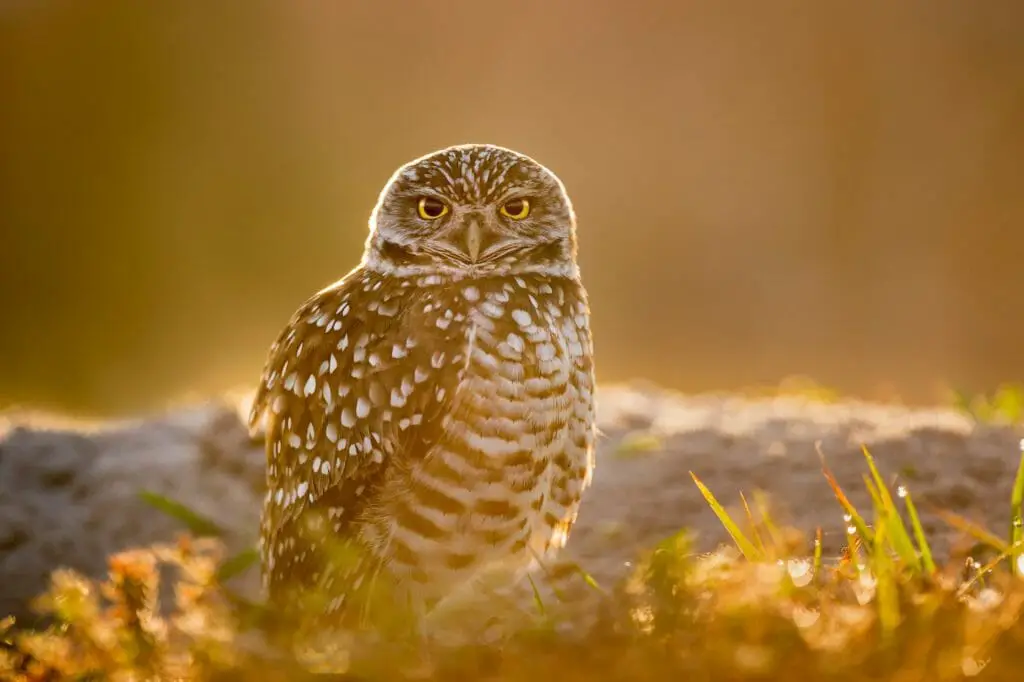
900,486,936,575
1011,439,1024,576
958,540,1024,595
690,471,762,561
614,431,664,458
753,490,784,551
993,384,1024,423
949,387,972,414
577,568,604,593
861,446,921,572
872,519,899,638
215,547,260,583
138,490,224,538
932,508,1008,552
739,491,768,557
862,474,883,514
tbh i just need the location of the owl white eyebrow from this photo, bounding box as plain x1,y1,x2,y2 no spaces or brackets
492,188,539,205
396,188,449,203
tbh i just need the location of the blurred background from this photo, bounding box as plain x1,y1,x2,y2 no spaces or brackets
1,0,1022,416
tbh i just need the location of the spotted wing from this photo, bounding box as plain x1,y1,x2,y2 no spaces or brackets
248,267,466,605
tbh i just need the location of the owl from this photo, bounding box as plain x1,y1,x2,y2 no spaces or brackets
248,144,596,648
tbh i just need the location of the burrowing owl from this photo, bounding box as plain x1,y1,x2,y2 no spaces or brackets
248,144,596,643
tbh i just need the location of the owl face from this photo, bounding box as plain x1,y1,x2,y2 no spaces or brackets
365,144,578,278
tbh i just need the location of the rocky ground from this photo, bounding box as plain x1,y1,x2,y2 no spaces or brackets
1,383,1021,625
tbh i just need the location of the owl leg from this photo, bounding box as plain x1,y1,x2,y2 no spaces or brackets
510,555,608,639
290,593,438,677
420,557,606,648
416,564,525,647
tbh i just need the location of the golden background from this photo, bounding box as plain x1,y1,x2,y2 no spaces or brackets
1,0,1022,415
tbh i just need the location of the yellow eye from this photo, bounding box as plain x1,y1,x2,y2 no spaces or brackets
499,198,530,220
417,196,449,220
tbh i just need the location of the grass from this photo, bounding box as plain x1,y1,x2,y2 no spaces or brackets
2,442,1024,681
950,383,1024,425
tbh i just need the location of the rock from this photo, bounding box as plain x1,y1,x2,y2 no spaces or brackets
0,401,263,624
1,384,1021,624
567,388,1022,585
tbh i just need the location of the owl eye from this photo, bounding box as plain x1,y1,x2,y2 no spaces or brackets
417,197,449,220
499,198,530,220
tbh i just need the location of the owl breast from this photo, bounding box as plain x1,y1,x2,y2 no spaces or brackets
364,274,596,602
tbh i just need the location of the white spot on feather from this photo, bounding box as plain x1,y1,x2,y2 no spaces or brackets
511,309,532,327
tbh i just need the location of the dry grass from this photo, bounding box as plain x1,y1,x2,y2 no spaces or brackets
3,442,1024,682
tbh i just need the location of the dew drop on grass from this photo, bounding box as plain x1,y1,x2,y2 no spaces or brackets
843,513,852,522
897,485,908,498
847,525,857,535
786,559,812,587
963,657,989,677
1012,516,1023,529
853,572,877,604
976,587,1003,610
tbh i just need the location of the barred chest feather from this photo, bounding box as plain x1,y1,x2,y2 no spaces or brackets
363,272,596,598
251,267,596,613
370,272,598,593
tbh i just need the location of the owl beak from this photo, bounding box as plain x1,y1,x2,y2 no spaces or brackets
465,219,483,263
457,217,498,264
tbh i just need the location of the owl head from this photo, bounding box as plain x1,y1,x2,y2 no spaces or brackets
364,144,578,278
